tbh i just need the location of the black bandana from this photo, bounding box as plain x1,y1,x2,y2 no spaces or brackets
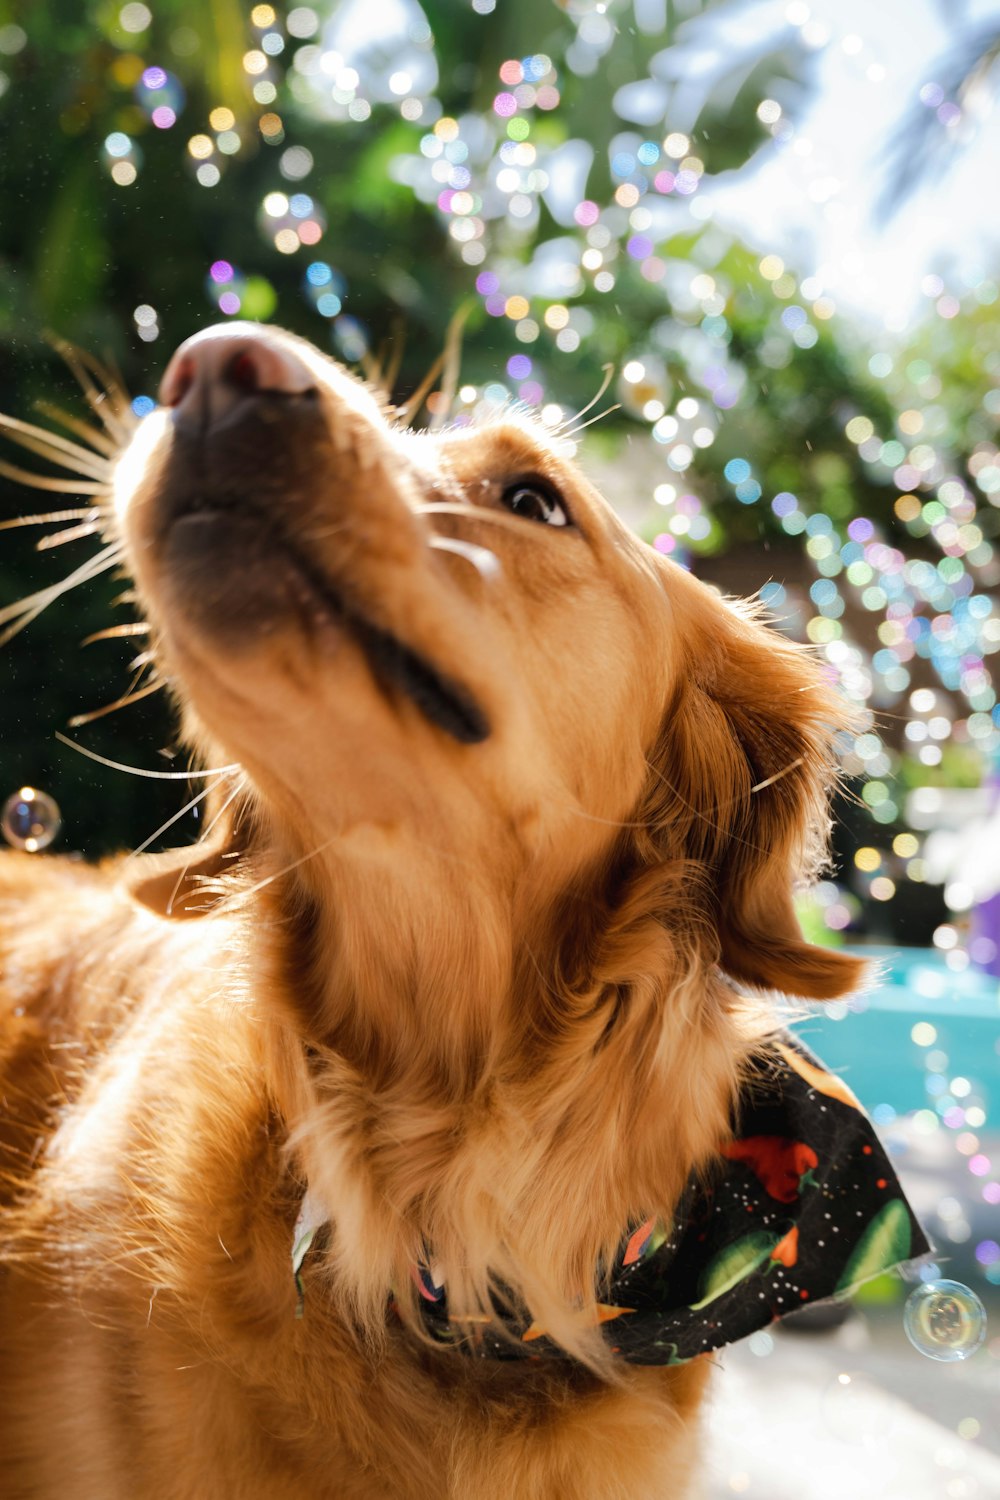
411,1035,932,1364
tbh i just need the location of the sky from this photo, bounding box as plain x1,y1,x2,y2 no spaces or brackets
668,0,1000,330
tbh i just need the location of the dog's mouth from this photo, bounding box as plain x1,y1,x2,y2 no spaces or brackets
276,530,491,746
154,448,490,747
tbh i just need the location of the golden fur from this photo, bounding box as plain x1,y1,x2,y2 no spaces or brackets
0,324,864,1498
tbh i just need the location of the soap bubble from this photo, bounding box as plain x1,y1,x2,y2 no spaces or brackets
903,1280,986,1361
2,787,61,852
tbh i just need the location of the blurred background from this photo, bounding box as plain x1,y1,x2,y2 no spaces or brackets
0,0,998,1492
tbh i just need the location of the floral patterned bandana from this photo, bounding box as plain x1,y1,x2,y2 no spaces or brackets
294,1034,932,1365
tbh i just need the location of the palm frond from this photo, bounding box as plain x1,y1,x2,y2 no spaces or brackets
876,23,1000,218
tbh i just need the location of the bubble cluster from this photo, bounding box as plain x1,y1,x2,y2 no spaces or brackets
133,303,159,344
881,969,999,1231
2,788,61,852
103,127,142,188
302,260,345,320
903,1279,986,1361
259,188,326,254
135,65,184,133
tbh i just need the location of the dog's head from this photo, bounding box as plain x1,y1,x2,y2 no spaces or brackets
115,322,861,1002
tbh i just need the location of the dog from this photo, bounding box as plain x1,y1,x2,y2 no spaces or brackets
0,323,921,1498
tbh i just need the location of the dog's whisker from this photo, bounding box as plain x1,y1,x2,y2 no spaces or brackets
555,364,616,434
36,519,102,551
0,409,115,468
0,507,98,531
0,434,110,484
47,335,135,446
160,781,250,919
0,542,123,646
558,403,622,440
69,648,159,723
127,776,234,862
54,730,240,780
381,341,405,400
395,352,447,428
549,801,655,830
646,754,805,811
82,393,132,446
837,782,869,814
212,836,341,913
35,401,119,457
642,758,774,858
198,778,248,845
81,622,150,645
429,535,501,580
363,318,407,398
430,301,472,434
0,457,110,495
750,757,804,793
165,865,204,917
0,413,112,480
68,676,165,727
395,304,472,430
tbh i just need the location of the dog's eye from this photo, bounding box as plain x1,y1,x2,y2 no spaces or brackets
500,481,569,527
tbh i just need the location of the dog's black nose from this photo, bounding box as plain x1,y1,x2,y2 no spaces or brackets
160,323,317,432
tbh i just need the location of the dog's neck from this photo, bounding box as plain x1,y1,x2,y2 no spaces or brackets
259,847,521,1089
254,851,751,1365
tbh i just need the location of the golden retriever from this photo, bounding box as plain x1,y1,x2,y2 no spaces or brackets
0,323,866,1498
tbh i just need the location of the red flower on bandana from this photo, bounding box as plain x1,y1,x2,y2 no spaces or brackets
721,1136,819,1203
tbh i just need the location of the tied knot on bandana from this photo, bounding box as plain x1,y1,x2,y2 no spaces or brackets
291,1035,932,1363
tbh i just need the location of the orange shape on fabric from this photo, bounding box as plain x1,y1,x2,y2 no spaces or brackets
775,1042,863,1111
622,1217,656,1267
770,1226,799,1267
521,1303,635,1343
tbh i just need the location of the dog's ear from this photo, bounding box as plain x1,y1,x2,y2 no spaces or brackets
123,787,248,920
655,586,865,1001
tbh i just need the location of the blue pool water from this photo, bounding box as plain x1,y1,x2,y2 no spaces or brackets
787,947,1000,1297
789,947,999,1121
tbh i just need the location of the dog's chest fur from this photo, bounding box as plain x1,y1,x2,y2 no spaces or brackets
0,857,708,1500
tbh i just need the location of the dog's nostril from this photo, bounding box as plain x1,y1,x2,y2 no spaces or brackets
159,323,318,429
227,350,263,394
164,356,197,409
